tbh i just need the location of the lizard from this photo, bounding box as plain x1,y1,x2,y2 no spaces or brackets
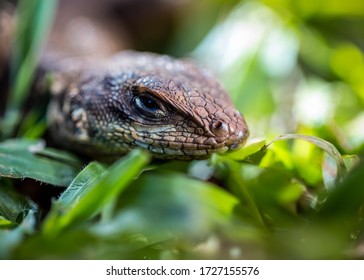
42,51,249,161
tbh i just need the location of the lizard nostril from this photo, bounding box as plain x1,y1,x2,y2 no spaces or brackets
210,119,229,137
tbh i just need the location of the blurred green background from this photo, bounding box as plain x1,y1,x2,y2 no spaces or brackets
188,0,364,156
0,0,364,260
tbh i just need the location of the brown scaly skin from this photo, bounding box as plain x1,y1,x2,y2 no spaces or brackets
44,51,249,160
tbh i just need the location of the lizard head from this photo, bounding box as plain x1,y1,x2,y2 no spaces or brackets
48,51,249,160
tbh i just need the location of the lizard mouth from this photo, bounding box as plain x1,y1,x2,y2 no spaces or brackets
225,127,249,151
147,126,249,160
141,115,249,159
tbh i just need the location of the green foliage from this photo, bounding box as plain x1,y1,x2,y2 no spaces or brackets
2,0,57,138
0,0,364,260
43,150,150,237
0,179,36,224
0,139,79,186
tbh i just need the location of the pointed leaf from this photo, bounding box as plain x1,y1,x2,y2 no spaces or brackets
0,179,36,224
0,139,79,186
58,162,106,209
225,138,266,161
43,149,150,237
265,134,347,184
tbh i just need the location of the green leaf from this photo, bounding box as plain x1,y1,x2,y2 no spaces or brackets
317,159,364,219
3,0,58,138
0,217,13,228
92,172,240,238
225,138,266,161
265,134,347,184
0,139,79,186
34,147,83,168
0,179,36,224
210,154,265,227
43,149,150,237
343,155,360,171
0,210,37,259
58,162,106,209
16,109,48,139
274,160,364,259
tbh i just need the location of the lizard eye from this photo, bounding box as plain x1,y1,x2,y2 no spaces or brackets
132,94,166,119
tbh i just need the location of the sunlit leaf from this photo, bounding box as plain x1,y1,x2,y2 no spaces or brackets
225,138,266,161
0,217,13,228
263,0,364,18
265,134,347,184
